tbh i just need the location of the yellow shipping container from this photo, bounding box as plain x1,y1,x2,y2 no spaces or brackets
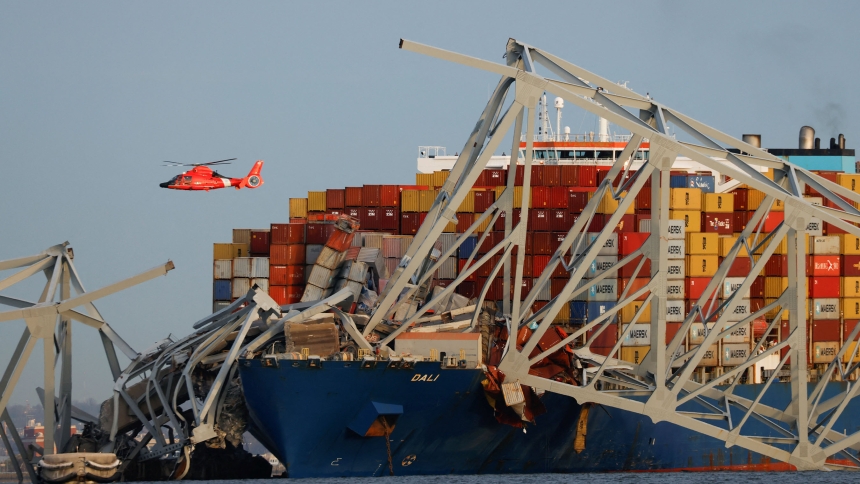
764,277,788,298
841,234,860,254
494,185,505,200
620,347,649,365
747,189,766,208
838,173,860,193
307,191,327,212
458,189,476,213
702,193,734,213
686,233,719,255
289,198,308,218
843,277,860,298
232,243,250,258
433,170,449,188
553,302,571,324
670,210,701,233
620,301,651,324
475,216,492,234
843,342,860,363
401,190,420,212
419,189,435,212
513,186,528,209
214,243,234,260
443,219,457,233
685,255,719,277
596,191,634,214
669,188,702,210
769,234,809,255
719,235,748,257
845,298,860,319
771,198,784,212
416,172,434,188
764,298,789,320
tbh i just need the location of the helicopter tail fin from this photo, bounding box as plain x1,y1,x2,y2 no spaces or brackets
239,160,264,189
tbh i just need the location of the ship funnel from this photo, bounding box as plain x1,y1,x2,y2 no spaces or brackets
799,126,815,149
742,134,761,148
839,134,846,150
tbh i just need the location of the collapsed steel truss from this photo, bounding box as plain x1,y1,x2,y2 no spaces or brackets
0,243,173,482
366,38,860,470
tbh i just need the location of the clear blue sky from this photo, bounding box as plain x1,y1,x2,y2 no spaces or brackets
1,1,858,404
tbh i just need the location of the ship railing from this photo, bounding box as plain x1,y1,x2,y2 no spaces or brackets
520,133,642,143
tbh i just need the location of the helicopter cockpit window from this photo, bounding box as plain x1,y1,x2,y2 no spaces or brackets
183,176,192,183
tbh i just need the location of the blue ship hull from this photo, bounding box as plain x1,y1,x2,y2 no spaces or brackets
238,359,859,477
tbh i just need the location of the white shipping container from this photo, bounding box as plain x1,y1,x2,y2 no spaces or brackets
721,343,750,366
214,260,232,280
665,299,685,322
814,298,840,320
305,264,313,283
639,219,686,239
666,239,685,259
689,323,709,345
722,277,750,299
250,257,269,278
437,257,458,279
306,245,324,264
363,233,390,249
232,278,250,298
723,322,751,343
805,218,823,236
812,236,841,255
438,233,458,257
251,278,269,293
333,278,363,299
587,232,619,256
232,257,252,278
351,232,364,247
342,260,369,282
399,236,414,257
622,323,650,346
666,280,685,300
300,283,327,302
213,301,231,313
666,259,685,280
534,280,551,301
812,341,840,364
723,299,751,322
316,246,346,270
585,256,618,279
587,279,617,302
695,344,719,367
308,266,336,289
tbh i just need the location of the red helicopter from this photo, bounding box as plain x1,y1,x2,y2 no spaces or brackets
160,158,264,191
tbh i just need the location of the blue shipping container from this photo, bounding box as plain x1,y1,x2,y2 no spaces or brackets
458,235,478,259
669,175,688,188
688,175,715,193
214,280,232,300
569,301,588,323
587,301,617,322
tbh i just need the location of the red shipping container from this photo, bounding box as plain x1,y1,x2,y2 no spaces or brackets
636,187,652,210
515,278,533,299
457,281,478,299
560,165,577,186
269,265,304,285
271,223,305,245
250,230,270,255
521,231,534,255
551,259,567,278
809,277,841,298
763,212,784,232
474,170,488,186
666,322,683,344
618,277,650,301
550,232,567,253
520,255,534,278
380,207,400,231
326,189,345,209
529,209,552,231
550,209,571,232
734,189,748,211
733,211,750,232
686,277,712,300
724,257,753,278
513,165,525,186
750,276,765,299
458,259,479,281
533,255,551,276
380,185,399,207
825,222,851,235
477,232,498,255
530,165,545,186
570,213,605,232
543,165,561,187
809,255,841,276
494,209,522,231
577,166,597,187
269,285,302,305
614,214,636,232
345,187,363,207
474,190,496,212
619,233,649,256
844,255,860,276
532,232,553,255
844,319,860,341
400,212,421,235
749,298,766,317
812,320,841,342
360,207,380,230
326,229,356,252
532,186,551,208
550,278,567,297
269,244,305,265
619,254,651,278
346,207,361,220
484,169,506,186
362,185,382,207
702,213,733,234
326,209,343,216
567,189,590,213
549,186,568,209
686,295,720,319
456,212,474,233
588,323,618,348
306,223,331,245
764,255,788,277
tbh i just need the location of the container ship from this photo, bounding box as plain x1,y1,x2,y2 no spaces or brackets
209,100,860,476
